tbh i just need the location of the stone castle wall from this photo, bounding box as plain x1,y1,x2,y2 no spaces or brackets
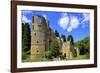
31,15,49,59
62,42,73,59
61,41,80,60
30,15,79,60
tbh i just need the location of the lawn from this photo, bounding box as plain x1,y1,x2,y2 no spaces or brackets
22,57,50,62
71,54,90,60
22,54,90,62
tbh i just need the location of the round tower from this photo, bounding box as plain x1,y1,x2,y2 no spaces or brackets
31,15,49,59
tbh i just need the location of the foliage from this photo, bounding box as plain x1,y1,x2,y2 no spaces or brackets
67,35,74,44
75,36,90,55
23,57,50,62
71,54,89,60
61,34,66,42
46,38,61,59
55,30,59,37
22,23,31,60
59,53,66,60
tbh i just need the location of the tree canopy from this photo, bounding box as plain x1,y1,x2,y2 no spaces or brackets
46,38,61,59
75,36,90,55
55,30,59,37
67,35,74,44
61,34,66,42
22,23,31,59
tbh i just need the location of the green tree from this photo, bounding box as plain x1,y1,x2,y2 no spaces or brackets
55,30,59,37
75,40,85,55
46,38,60,59
61,34,66,42
83,37,90,53
67,35,74,44
22,23,31,60
75,36,90,55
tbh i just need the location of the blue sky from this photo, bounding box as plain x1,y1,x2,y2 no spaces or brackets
21,10,90,42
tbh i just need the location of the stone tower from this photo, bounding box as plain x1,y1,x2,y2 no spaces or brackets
62,41,74,60
31,15,49,59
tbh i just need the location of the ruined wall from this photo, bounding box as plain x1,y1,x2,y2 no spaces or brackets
31,15,49,59
62,41,80,60
62,41,74,60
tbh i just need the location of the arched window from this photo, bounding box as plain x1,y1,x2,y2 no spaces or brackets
37,41,39,43
37,50,39,52
34,33,36,36
64,53,66,57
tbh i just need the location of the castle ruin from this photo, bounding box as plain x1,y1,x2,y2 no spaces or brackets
30,15,79,60
31,15,49,59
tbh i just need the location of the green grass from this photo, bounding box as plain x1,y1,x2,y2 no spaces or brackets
22,57,50,62
22,54,90,62
71,54,90,60
30,58,50,62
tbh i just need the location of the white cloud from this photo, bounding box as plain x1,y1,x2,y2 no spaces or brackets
70,16,80,29
58,13,69,30
81,13,90,24
22,15,31,23
80,13,90,28
43,14,47,19
58,13,80,32
22,10,32,15
67,16,80,32
61,13,68,17
67,26,72,32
